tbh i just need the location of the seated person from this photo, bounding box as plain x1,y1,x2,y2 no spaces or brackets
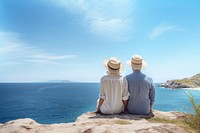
95,57,129,114
126,55,155,115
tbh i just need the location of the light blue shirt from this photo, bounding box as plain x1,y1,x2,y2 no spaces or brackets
126,71,155,115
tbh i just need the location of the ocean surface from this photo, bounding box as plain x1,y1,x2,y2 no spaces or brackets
0,83,200,124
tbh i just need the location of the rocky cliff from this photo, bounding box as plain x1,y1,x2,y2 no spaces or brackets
161,73,200,88
160,80,192,88
0,110,187,133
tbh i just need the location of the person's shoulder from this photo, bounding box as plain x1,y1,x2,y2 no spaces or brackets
125,73,133,78
119,76,126,81
145,75,153,83
145,75,152,80
101,75,109,80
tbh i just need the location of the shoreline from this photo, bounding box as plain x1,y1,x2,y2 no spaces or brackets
183,87,200,91
160,86,200,91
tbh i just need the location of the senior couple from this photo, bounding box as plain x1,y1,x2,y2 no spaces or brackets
95,55,155,115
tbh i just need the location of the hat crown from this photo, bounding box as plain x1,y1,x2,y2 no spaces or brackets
108,57,120,69
132,55,142,64
126,54,147,71
104,57,124,74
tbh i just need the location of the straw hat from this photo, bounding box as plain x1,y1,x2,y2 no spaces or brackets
104,57,124,74
126,55,147,70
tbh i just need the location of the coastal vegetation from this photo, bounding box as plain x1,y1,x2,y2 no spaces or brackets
148,117,195,133
161,73,200,88
148,92,200,133
174,74,200,87
184,92,200,132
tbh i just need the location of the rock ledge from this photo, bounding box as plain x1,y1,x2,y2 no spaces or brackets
0,110,187,133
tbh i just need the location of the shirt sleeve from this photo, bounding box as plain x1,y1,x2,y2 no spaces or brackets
122,77,130,100
149,79,155,104
99,78,106,99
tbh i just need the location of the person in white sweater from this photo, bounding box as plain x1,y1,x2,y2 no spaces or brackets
95,57,129,114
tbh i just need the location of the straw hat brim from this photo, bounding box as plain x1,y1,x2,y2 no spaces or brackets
103,59,125,74
126,60,148,70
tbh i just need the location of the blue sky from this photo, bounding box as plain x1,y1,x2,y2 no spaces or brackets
0,0,200,82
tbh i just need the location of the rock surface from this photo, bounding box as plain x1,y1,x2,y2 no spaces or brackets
160,80,192,88
0,110,187,133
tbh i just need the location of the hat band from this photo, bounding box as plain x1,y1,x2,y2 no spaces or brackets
132,62,142,65
108,64,120,70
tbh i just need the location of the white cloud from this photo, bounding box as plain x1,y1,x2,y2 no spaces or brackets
45,0,135,41
30,54,77,60
24,59,59,64
149,24,184,39
0,31,77,65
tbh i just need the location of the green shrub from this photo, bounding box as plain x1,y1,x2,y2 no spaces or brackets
148,117,195,133
185,92,200,132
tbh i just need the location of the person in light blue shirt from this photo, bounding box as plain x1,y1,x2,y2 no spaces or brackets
126,55,155,115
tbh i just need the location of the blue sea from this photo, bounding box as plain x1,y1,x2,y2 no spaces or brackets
0,83,200,124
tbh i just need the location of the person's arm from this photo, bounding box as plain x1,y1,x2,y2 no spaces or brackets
122,100,128,106
95,98,104,113
95,78,105,113
150,103,153,112
122,77,129,111
122,100,128,111
149,79,155,112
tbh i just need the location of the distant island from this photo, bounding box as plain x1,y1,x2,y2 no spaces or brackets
161,73,200,89
46,80,74,83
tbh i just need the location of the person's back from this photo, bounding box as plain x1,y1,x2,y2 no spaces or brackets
100,74,128,114
126,55,155,115
95,57,129,114
126,71,154,114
